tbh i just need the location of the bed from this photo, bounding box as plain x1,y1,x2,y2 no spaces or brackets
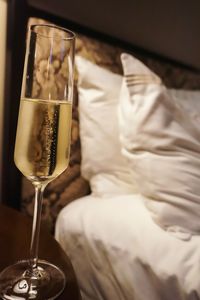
52,31,200,298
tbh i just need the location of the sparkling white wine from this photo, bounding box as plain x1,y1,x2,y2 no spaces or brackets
14,98,72,184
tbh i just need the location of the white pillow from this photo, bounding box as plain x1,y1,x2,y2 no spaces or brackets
119,52,200,237
76,56,137,196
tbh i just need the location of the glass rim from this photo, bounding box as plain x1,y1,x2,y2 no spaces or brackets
30,24,76,41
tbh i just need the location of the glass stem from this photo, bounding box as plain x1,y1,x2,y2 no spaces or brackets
29,184,46,270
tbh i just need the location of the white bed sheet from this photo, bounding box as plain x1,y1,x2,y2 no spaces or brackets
55,194,200,300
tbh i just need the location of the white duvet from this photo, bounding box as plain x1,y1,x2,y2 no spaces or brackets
55,194,200,300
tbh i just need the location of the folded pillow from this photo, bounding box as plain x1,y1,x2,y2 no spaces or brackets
119,52,200,237
76,56,137,196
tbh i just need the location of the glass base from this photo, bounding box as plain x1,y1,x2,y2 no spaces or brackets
0,260,66,300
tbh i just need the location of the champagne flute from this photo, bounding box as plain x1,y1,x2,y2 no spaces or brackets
0,24,75,299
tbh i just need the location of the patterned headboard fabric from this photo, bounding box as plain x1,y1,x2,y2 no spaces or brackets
21,18,200,232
